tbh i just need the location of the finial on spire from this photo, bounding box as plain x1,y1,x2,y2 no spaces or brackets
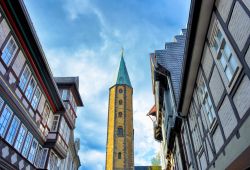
121,47,124,57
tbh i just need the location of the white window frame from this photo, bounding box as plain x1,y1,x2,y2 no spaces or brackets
14,124,27,152
197,76,216,128
31,87,41,109
25,76,37,101
1,36,18,66
5,115,20,145
19,65,31,91
0,105,13,137
34,144,43,168
51,115,60,132
28,139,38,163
39,148,48,168
21,132,33,158
208,18,242,91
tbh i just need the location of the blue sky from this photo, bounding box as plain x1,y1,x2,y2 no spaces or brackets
24,0,190,169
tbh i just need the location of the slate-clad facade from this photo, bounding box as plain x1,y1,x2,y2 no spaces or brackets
149,0,250,170
148,29,187,170
0,1,83,169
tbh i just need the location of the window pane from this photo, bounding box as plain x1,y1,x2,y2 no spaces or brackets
19,66,31,91
5,116,20,145
28,139,38,163
220,54,227,70
0,96,4,110
118,127,123,136
31,88,41,109
14,125,27,152
22,132,33,157
223,44,231,59
1,38,16,66
225,67,233,81
0,106,13,137
25,78,36,101
216,30,222,42
213,41,219,51
229,56,238,72
34,145,42,167
62,90,67,100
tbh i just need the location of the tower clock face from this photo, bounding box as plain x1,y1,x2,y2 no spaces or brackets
119,89,123,93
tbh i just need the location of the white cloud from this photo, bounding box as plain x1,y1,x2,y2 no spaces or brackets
79,149,105,170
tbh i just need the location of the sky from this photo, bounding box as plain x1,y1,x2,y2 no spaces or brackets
24,0,190,169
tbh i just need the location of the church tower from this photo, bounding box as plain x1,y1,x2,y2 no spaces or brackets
106,50,134,170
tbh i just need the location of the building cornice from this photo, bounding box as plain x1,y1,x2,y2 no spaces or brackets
178,0,215,115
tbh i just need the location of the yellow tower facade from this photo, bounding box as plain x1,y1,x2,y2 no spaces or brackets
106,53,134,170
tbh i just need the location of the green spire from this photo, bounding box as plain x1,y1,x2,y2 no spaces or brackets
115,49,132,87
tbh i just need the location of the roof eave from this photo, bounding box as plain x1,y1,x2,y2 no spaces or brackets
178,0,215,115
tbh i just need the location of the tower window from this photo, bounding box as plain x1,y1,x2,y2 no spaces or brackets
119,89,123,93
118,112,122,117
118,152,121,159
118,100,123,105
117,127,123,137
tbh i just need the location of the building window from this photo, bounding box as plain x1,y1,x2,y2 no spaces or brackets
62,89,68,100
34,145,43,167
1,37,17,66
117,127,123,137
25,77,37,101
119,89,123,93
42,103,50,124
28,139,38,163
5,116,20,145
0,105,13,137
118,112,123,117
210,21,239,83
0,96,4,110
31,87,41,109
118,152,122,159
119,100,123,105
48,151,59,170
21,132,33,158
14,124,27,152
59,117,70,144
197,80,216,126
51,115,60,131
39,148,48,168
34,146,48,168
189,103,202,152
218,43,238,82
19,65,31,91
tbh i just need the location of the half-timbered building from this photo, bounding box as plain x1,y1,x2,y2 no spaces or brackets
149,0,250,169
0,1,83,169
